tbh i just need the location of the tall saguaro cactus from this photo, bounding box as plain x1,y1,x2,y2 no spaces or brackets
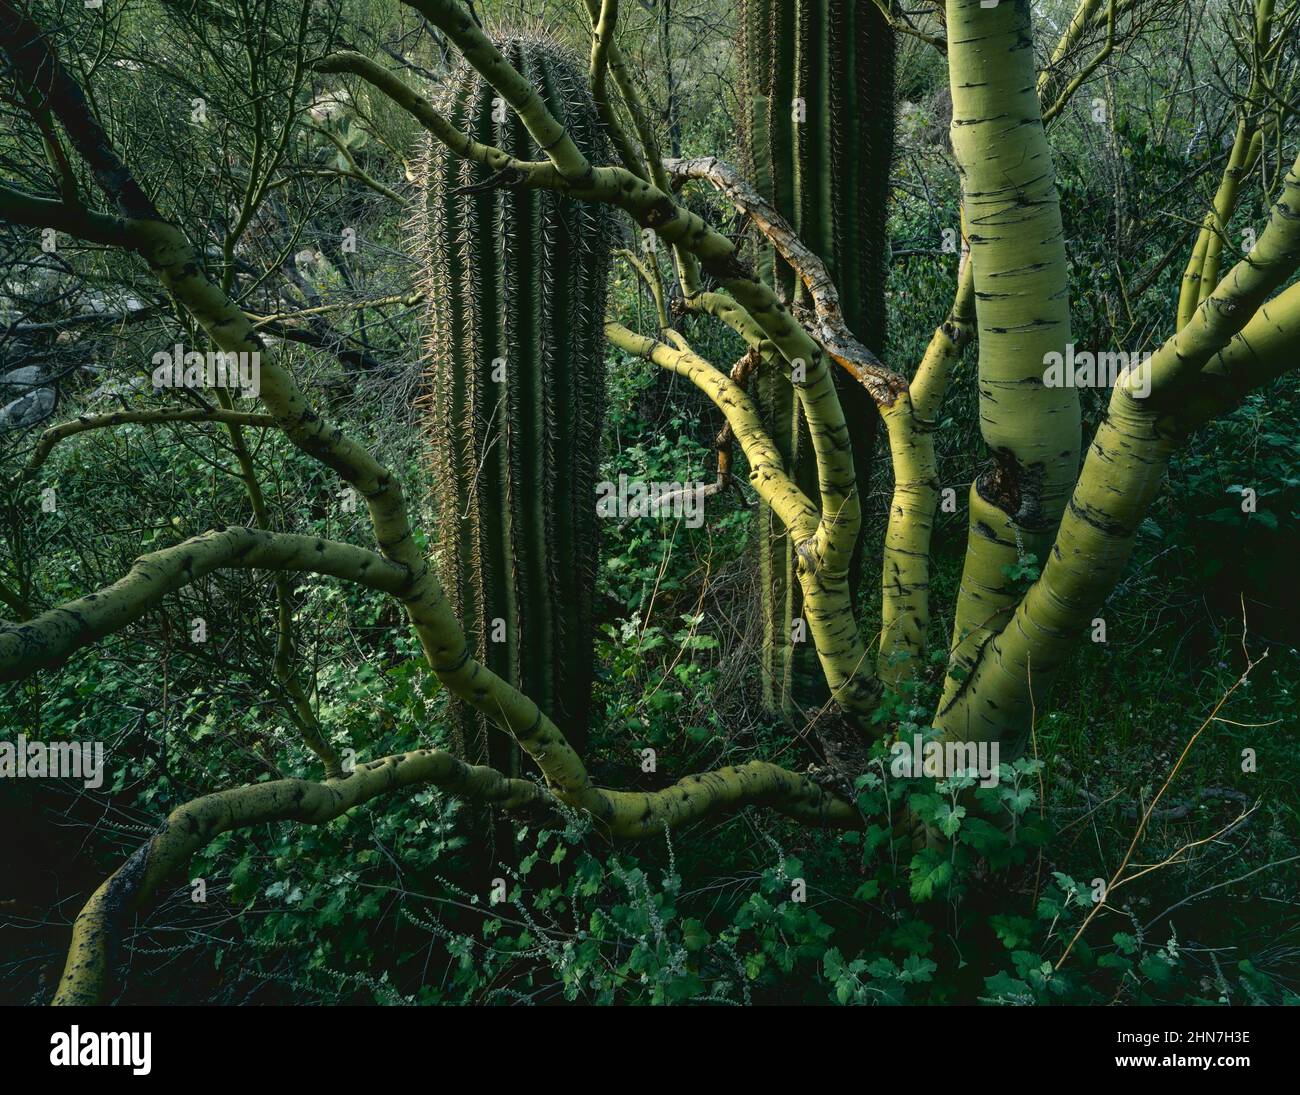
416,36,613,774
738,0,895,716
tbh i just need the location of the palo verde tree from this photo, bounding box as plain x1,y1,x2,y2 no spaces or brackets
0,0,1296,1005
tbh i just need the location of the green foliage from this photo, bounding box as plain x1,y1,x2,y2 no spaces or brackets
3,0,1299,1011
1001,551,1042,593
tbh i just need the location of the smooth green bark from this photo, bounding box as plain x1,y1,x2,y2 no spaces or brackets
940,0,1079,711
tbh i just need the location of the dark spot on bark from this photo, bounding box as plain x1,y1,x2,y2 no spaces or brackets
976,448,1049,530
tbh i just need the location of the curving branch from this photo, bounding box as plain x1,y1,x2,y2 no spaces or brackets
0,528,412,679
579,0,703,295
0,180,132,246
1040,0,1117,127
305,122,407,205
665,155,908,408
50,744,858,1005
878,261,976,685
19,408,277,478
52,748,550,1005
586,0,646,178
1141,153,1300,402
868,0,947,53
1176,0,1278,328
606,322,881,722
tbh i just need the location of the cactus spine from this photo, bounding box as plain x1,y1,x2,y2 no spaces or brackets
416,36,612,774
738,0,895,717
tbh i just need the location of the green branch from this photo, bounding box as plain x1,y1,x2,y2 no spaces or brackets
52,748,549,1006
0,528,411,680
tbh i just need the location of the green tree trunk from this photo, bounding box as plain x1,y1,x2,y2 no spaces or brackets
937,0,1079,726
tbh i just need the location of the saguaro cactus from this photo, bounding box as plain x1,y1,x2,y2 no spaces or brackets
738,0,895,716
415,36,613,774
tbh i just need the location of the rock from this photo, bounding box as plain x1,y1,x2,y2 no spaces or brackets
0,386,55,431
88,375,148,402
0,365,48,392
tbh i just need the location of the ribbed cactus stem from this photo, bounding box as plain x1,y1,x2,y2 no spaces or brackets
416,35,612,773
739,0,894,717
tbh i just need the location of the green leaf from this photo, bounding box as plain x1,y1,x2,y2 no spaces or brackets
1112,931,1139,956
990,914,1034,951
681,918,710,953
984,970,1032,1002
900,954,937,983
909,849,953,902
936,802,966,836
